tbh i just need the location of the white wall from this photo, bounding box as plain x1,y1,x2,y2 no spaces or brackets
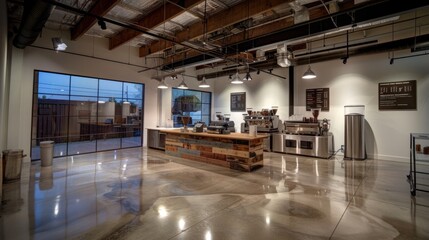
294,51,429,161
213,68,290,132
212,52,428,162
7,29,160,161
8,27,429,163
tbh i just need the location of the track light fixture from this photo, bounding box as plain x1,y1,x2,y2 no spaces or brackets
342,57,348,64
52,37,67,52
243,72,252,81
98,19,107,30
390,58,394,65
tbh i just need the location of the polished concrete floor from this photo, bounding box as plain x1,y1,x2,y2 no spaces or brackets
1,147,429,240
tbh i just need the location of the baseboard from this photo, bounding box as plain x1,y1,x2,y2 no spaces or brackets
368,153,408,163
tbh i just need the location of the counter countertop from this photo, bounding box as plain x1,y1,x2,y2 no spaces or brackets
146,127,180,130
160,129,269,140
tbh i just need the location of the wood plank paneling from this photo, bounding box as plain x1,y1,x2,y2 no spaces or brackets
164,131,266,172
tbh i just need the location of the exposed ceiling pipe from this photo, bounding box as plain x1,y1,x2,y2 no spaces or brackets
164,0,429,70
13,0,54,49
200,33,429,80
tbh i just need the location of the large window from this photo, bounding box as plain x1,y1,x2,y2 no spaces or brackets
171,88,211,127
31,70,144,160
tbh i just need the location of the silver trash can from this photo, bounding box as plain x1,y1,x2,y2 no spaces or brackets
344,105,366,160
2,149,26,182
40,141,54,167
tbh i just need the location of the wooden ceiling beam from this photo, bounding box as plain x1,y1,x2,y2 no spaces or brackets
162,2,354,64
109,0,204,50
71,0,121,40
139,0,289,57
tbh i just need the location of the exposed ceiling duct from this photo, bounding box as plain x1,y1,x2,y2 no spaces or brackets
13,0,54,49
255,49,267,62
276,44,292,67
163,0,429,71
290,0,321,24
290,1,309,24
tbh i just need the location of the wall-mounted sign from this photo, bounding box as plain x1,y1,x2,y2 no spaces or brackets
379,80,416,110
306,88,329,111
230,92,246,112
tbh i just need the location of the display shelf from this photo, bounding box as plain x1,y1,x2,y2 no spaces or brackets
407,133,429,196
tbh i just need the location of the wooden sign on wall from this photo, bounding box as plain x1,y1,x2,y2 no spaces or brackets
306,88,330,111
379,80,416,110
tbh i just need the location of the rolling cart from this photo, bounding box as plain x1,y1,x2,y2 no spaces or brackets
407,133,429,196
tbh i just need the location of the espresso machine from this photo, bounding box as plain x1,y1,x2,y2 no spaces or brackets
272,109,334,158
241,107,282,133
207,112,235,134
241,107,283,151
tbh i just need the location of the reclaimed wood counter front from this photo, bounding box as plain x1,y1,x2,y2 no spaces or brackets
161,129,269,171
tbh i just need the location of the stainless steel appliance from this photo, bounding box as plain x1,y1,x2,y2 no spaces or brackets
272,120,334,158
241,108,283,151
207,120,235,134
242,115,281,133
147,129,166,150
344,105,366,160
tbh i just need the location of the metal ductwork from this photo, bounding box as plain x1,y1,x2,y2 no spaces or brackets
277,44,292,67
13,0,54,49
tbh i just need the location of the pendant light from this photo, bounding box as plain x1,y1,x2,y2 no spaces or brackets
177,75,188,89
302,66,316,79
302,25,317,79
157,78,168,89
199,76,210,88
199,2,210,89
231,70,243,84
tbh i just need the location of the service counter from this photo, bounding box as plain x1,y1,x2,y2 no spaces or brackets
160,129,269,172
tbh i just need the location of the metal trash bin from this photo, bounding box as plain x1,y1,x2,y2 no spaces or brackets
40,141,54,167
2,149,26,182
344,105,366,160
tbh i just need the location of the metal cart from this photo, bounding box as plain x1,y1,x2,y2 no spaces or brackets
407,133,429,196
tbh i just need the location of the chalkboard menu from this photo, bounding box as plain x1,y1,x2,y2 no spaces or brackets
230,92,246,112
306,88,329,111
379,80,416,110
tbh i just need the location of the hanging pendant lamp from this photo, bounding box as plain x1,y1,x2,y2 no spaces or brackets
157,78,168,89
302,65,316,79
177,75,188,89
231,71,243,84
199,77,210,88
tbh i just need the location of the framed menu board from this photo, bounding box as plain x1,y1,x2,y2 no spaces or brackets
379,80,416,110
306,88,329,111
230,92,246,112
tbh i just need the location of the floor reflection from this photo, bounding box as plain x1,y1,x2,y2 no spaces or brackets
1,148,428,240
